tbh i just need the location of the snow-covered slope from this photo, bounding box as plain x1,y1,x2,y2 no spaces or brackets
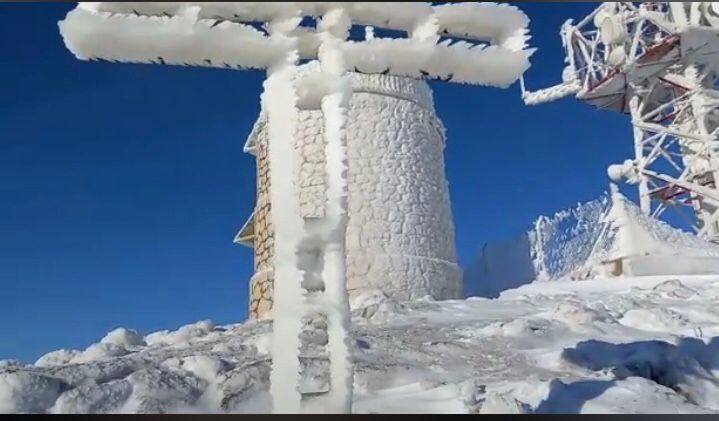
2,276,719,414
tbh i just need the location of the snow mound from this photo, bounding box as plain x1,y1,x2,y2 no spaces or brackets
101,328,146,348
144,320,216,347
2,275,719,413
0,371,66,413
651,278,700,299
71,343,130,365
34,350,80,369
349,288,405,323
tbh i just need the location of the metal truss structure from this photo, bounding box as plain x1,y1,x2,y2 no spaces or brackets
523,2,719,241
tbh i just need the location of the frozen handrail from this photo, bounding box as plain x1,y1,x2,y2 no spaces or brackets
522,81,581,105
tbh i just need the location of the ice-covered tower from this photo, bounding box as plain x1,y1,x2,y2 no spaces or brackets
59,2,532,412
57,1,533,321
237,67,461,318
523,2,719,241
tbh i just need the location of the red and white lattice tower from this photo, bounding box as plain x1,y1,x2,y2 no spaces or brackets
523,2,719,241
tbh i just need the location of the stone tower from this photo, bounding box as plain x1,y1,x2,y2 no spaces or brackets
237,65,462,319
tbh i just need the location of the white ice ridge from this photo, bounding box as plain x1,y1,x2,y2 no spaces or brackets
58,2,533,87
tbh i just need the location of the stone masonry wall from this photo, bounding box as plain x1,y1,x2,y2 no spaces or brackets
249,71,461,319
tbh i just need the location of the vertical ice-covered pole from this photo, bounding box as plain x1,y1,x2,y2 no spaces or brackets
264,13,304,414
316,8,354,413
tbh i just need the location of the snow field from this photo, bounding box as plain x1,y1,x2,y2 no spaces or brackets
3,275,719,413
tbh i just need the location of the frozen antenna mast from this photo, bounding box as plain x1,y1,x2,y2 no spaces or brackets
59,2,532,413
523,2,719,241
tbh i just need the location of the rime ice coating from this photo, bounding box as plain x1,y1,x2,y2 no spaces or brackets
58,2,532,87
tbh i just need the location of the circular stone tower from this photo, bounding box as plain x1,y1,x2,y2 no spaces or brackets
237,68,462,319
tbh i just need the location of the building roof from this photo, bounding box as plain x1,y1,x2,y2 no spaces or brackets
233,210,256,248
243,112,266,157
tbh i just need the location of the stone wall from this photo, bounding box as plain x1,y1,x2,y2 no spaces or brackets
249,124,274,318
248,71,461,319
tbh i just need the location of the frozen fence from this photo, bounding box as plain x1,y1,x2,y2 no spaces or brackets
467,190,719,297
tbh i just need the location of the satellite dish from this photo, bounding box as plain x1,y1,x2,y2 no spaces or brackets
593,8,610,29
608,46,627,66
607,163,628,182
600,14,626,45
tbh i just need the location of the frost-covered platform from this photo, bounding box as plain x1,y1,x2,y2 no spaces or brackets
3,275,719,414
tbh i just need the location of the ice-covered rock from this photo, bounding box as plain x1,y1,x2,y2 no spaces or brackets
0,370,66,413
651,279,700,299
619,308,691,333
52,379,132,414
350,288,404,323
72,343,130,364
479,392,529,414
101,328,146,348
145,320,216,347
35,350,81,368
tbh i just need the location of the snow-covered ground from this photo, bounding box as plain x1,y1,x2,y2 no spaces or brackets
2,275,719,414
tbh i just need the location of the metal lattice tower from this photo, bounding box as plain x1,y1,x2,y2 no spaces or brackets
523,2,719,241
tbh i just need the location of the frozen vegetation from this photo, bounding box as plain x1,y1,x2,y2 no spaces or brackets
2,274,719,414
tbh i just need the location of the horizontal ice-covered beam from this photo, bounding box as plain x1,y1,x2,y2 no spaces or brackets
86,2,530,50
59,6,292,70
59,2,533,87
342,39,531,87
432,3,530,51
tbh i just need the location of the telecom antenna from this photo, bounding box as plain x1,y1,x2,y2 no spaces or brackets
523,2,719,241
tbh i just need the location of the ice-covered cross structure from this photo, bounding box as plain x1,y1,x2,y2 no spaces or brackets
522,2,719,242
59,2,532,413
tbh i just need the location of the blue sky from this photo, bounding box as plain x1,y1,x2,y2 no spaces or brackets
0,3,648,362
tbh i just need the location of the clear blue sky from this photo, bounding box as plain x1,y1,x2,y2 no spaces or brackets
1,3,660,362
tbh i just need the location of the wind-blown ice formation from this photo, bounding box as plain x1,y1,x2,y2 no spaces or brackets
468,188,719,297
531,188,719,280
